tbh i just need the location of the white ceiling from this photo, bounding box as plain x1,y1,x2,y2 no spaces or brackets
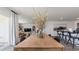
9,7,79,21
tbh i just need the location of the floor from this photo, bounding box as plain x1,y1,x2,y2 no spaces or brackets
61,41,79,51
0,42,14,51
2,45,14,51
0,41,79,51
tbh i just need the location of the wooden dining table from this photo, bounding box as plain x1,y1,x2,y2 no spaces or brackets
14,34,64,51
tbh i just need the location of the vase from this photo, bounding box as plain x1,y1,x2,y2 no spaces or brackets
36,29,44,38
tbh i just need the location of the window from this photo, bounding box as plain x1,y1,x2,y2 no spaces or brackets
0,14,9,43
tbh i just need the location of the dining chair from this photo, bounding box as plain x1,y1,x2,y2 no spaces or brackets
57,31,62,41
67,32,79,48
63,31,70,44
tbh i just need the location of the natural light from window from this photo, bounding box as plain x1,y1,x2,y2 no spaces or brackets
0,14,9,43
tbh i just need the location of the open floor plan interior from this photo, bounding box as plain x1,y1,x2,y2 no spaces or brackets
1,7,79,51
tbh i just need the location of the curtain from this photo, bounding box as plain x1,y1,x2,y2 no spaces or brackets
9,10,18,46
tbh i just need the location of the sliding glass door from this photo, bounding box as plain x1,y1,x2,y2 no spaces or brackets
0,15,9,43
0,8,18,50
0,8,11,50
0,7,17,50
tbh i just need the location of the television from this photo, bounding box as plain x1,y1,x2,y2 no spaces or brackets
24,28,31,32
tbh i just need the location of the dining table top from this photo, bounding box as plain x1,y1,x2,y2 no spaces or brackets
15,34,64,49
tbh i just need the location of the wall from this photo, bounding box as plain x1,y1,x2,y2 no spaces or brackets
74,20,79,29
44,21,70,36
67,20,79,30
18,14,79,36
45,21,76,36
66,21,76,31
19,18,76,36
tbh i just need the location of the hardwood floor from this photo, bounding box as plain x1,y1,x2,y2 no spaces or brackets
1,41,79,51
61,41,79,51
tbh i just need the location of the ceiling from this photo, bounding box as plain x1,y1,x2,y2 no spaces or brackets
9,7,79,21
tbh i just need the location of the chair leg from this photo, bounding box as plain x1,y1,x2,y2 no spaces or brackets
66,38,71,45
62,36,64,42
64,36,67,43
64,36,65,43
72,39,75,48
60,35,63,41
65,37,68,45
59,35,62,41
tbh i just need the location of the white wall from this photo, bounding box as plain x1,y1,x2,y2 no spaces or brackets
21,23,33,28
74,20,79,29
66,20,79,30
44,21,77,36
19,19,76,36
44,21,67,36
18,14,79,36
